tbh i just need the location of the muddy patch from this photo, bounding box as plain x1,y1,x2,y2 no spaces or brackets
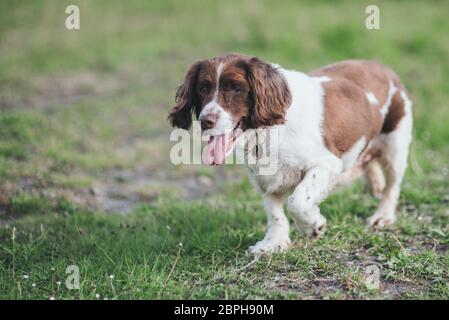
91,167,240,214
381,281,425,298
0,166,242,217
265,270,347,299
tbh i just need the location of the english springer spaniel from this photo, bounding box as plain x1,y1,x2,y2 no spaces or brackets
168,53,412,254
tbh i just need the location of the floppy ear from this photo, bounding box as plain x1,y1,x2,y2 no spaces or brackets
168,61,203,129
245,57,291,128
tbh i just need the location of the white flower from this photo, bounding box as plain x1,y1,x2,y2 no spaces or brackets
32,283,36,287
95,294,100,299
179,242,183,247
49,296,55,300
109,274,114,279
56,281,61,286
23,275,29,279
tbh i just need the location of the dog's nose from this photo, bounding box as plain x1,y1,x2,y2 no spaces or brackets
199,113,218,131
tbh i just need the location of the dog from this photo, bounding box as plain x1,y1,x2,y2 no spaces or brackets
168,53,412,254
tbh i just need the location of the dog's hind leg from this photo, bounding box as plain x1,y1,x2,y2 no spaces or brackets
368,91,413,228
365,159,386,198
249,193,292,254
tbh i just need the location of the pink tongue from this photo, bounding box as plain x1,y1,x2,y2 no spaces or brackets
203,133,230,165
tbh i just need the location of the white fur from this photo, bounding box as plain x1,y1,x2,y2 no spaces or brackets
341,136,366,170
380,80,397,117
365,91,379,106
287,167,329,237
367,90,412,227
245,72,342,196
245,70,345,250
199,101,234,134
199,62,235,135
249,194,291,254
216,62,225,81
314,76,332,84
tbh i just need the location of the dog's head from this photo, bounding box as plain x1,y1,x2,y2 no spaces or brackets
168,53,291,165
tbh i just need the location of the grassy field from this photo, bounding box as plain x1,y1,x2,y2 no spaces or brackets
0,0,448,299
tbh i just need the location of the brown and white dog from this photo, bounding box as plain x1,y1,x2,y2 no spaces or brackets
168,54,412,254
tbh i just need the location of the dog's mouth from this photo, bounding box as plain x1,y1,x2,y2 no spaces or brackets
202,122,243,166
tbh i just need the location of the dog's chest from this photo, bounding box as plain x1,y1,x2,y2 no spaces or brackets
248,163,305,194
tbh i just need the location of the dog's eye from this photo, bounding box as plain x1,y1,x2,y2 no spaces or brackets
199,85,208,94
232,85,242,94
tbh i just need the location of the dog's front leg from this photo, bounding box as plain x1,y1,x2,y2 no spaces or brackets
248,193,291,254
287,167,334,238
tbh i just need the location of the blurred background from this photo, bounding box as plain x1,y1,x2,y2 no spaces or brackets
1,0,448,216
0,0,448,300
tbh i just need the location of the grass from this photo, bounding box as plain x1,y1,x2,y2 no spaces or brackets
1,182,448,299
0,0,448,299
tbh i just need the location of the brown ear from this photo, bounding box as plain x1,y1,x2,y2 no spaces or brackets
245,57,291,128
168,61,203,129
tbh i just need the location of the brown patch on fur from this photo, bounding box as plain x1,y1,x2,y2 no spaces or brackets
243,57,292,128
310,60,400,108
215,58,252,125
309,60,407,157
318,78,383,157
382,90,406,133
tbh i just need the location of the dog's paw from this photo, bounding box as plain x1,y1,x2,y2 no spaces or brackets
298,215,327,239
248,237,291,255
367,212,396,229
310,221,326,238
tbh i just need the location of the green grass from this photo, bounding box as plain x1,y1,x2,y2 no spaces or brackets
1,182,448,299
0,0,448,299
